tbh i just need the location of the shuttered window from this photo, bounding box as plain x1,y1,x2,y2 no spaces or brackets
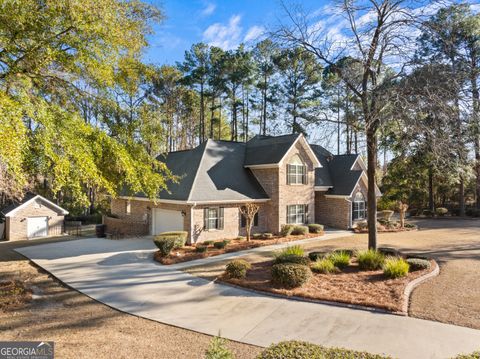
204,207,224,230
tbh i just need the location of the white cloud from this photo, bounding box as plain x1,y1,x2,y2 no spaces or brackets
201,2,216,17
202,15,243,49
244,25,265,43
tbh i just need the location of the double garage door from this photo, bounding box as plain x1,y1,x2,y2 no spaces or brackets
152,208,184,235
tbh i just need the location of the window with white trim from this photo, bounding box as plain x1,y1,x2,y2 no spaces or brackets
204,207,224,230
287,155,307,185
286,204,308,224
352,192,366,220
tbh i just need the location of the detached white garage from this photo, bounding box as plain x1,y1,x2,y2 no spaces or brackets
0,193,69,241
151,208,185,235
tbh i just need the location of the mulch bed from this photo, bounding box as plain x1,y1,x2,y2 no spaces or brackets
0,280,32,312
154,232,323,265
354,226,417,234
220,259,435,313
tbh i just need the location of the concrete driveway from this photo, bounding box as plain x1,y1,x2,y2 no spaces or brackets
15,235,480,359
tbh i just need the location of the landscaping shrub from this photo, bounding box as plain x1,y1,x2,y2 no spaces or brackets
308,224,324,234
453,351,480,359
271,263,312,288
252,233,263,239
308,251,327,261
235,236,246,241
311,258,336,274
223,239,232,245
333,248,355,257
195,245,208,253
156,231,188,248
153,237,177,257
203,240,214,246
355,221,368,230
379,210,394,221
274,254,310,265
291,225,309,235
281,224,295,236
328,251,351,269
257,340,390,359
262,232,273,239
377,247,399,257
383,257,409,279
213,241,227,249
225,259,251,279
406,258,431,271
436,207,448,216
280,245,305,256
205,336,234,359
356,249,385,271
404,223,417,229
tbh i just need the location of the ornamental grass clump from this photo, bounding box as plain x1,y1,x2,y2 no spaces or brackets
225,259,251,279
311,258,336,274
274,245,308,265
328,251,351,269
356,249,385,270
383,257,410,279
271,263,312,288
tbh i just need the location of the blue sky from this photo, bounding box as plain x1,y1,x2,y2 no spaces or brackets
144,0,328,65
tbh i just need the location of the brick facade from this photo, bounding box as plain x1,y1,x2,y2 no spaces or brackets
5,198,65,241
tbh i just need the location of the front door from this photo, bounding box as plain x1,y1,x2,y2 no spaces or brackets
27,217,48,238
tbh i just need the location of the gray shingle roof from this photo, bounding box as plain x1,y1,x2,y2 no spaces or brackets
310,145,333,187
1,192,37,216
244,134,300,166
320,154,363,196
154,140,268,202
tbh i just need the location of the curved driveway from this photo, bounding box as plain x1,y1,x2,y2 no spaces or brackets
15,235,480,359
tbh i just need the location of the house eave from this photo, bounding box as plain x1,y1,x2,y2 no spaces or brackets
3,195,69,217
314,186,333,191
118,196,270,205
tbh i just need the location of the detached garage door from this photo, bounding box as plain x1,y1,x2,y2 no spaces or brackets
152,209,184,235
27,217,48,238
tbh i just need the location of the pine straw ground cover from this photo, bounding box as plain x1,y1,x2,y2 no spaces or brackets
220,258,435,313
0,280,32,312
154,232,323,265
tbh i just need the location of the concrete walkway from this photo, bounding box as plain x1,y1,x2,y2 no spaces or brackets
15,236,480,359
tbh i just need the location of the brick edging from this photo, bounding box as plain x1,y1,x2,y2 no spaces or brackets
402,260,440,315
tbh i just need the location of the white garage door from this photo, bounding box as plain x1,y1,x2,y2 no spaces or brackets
152,209,184,235
27,217,48,238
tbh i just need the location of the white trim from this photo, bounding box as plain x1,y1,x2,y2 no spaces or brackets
244,163,279,169
278,134,322,168
350,155,367,171
4,195,69,217
118,196,270,205
314,186,333,191
324,195,349,199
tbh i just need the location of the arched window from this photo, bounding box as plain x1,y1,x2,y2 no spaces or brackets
352,192,366,220
287,155,307,184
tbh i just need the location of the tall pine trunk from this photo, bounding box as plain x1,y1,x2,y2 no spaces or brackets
366,126,378,249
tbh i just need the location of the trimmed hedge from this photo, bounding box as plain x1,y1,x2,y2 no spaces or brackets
291,225,309,235
406,258,431,271
153,237,177,256
262,232,273,239
257,340,391,359
155,231,188,249
271,263,312,288
383,257,409,279
357,249,385,271
213,241,227,249
281,224,295,236
195,245,208,253
274,254,310,265
225,259,251,279
203,240,214,246
308,224,324,234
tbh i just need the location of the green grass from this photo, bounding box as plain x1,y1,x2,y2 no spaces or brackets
311,258,336,274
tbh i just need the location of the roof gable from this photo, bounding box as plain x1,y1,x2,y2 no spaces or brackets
1,193,69,217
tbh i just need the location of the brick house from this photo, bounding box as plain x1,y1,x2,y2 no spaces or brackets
1,193,68,241
108,134,380,243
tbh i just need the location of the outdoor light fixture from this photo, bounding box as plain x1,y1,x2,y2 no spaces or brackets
181,210,186,217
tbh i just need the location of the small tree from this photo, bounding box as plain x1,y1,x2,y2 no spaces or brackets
239,203,260,242
397,201,409,228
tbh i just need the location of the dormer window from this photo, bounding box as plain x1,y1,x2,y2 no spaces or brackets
287,155,307,185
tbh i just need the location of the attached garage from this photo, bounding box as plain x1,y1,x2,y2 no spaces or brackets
1,193,69,241
151,208,185,235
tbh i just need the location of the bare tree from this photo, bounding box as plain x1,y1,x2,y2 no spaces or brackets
274,0,427,249
239,203,260,242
